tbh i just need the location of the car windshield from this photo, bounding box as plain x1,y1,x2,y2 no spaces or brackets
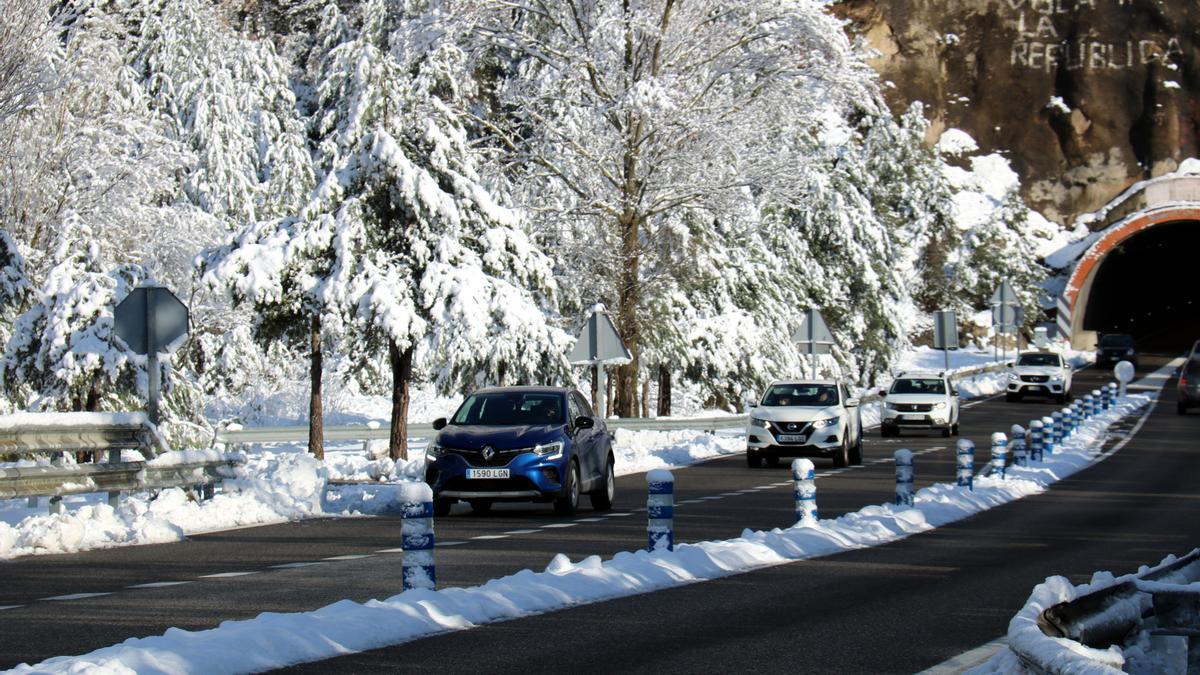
1100,334,1134,347
451,392,565,426
890,378,946,395
761,384,838,407
1017,353,1061,367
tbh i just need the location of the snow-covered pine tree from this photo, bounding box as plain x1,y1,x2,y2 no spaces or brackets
299,0,566,459
460,0,879,415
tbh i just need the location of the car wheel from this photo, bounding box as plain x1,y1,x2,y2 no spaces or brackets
765,455,781,468
952,420,960,436
746,450,763,468
432,497,453,517
881,425,895,438
1178,400,1188,415
833,438,849,468
1006,392,1019,403
554,460,581,516
850,432,864,465
468,499,492,514
589,457,615,511
1057,393,1068,404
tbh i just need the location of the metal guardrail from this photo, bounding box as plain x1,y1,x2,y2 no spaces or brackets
1014,548,1200,674
0,422,169,458
213,361,1011,446
0,459,241,501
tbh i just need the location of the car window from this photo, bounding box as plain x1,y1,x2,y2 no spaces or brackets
889,378,946,395
1016,353,1061,367
452,392,566,425
571,392,594,418
761,384,838,407
1099,334,1134,347
567,395,582,423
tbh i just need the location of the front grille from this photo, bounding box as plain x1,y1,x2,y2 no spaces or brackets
441,475,541,493
770,421,812,435
894,403,933,413
445,447,527,467
1021,375,1050,383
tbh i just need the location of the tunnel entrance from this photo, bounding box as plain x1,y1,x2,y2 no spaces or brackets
1082,219,1200,353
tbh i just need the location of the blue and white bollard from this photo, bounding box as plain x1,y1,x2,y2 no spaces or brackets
400,481,436,591
1064,406,1077,436
894,449,914,506
991,432,1009,479
1010,424,1027,467
1029,419,1044,463
956,439,975,490
1042,415,1056,455
1108,382,1119,404
647,469,674,552
792,458,818,526
1083,394,1095,418
1070,402,1082,430
1052,410,1065,446
1100,385,1111,410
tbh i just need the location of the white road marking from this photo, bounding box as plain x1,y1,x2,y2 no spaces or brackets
375,547,406,554
677,499,703,504
540,523,577,529
574,517,606,522
719,492,741,496
0,605,23,611
773,481,793,487
607,512,635,517
200,572,258,579
736,489,758,493
127,581,194,588
321,555,372,561
41,592,112,601
699,496,723,500
435,541,467,547
755,485,778,490
471,534,509,540
503,529,540,535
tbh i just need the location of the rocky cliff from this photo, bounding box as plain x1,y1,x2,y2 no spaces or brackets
832,0,1198,225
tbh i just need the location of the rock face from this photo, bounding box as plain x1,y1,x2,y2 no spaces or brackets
832,0,1198,225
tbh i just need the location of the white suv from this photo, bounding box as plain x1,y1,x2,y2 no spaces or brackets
1006,351,1073,403
746,380,863,468
881,372,960,438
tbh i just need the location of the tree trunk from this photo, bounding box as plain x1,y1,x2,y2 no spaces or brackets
657,366,672,417
640,376,650,418
388,339,413,461
606,368,615,417
590,365,599,415
614,213,641,417
308,316,324,461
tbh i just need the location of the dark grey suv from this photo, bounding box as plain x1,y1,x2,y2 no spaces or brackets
1097,333,1137,369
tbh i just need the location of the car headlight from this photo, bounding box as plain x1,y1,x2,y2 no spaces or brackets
1008,372,1020,381
750,417,769,428
884,401,898,410
933,402,946,410
533,441,564,457
427,443,446,458
1126,349,1135,355
810,417,839,429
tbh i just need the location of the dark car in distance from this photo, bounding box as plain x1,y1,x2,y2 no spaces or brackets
1178,340,1200,415
1096,333,1137,369
425,387,614,517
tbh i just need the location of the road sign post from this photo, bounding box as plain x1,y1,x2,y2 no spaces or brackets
792,310,835,379
991,280,1020,363
113,286,189,426
568,305,632,418
933,310,957,372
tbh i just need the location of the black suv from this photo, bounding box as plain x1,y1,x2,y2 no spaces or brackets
1096,333,1137,369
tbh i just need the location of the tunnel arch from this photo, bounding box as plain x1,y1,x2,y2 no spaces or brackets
1062,175,1200,349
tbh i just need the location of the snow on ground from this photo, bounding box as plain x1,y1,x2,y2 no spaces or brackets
0,346,1096,559
8,385,1153,673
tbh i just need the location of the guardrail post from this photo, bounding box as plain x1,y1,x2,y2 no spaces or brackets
400,481,436,591
894,449,914,506
956,439,975,490
991,432,1009,479
1029,419,1044,462
48,496,64,515
1010,425,1027,467
647,469,674,552
792,459,817,526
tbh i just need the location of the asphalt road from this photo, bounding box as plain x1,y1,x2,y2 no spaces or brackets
0,357,1189,671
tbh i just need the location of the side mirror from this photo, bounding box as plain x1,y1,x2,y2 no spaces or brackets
1006,361,1015,368
748,401,758,409
432,417,447,431
575,416,595,429
845,398,860,407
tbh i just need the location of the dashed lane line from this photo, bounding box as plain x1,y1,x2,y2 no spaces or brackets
41,592,112,602
471,534,509,541
126,581,194,588
607,512,635,517
375,547,406,554
503,529,540,535
435,541,467,547
322,554,373,561
540,523,577,529
574,517,607,523
0,605,23,611
199,572,258,579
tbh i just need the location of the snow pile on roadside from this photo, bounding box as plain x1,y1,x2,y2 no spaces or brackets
0,452,326,560
612,429,745,474
11,394,1150,674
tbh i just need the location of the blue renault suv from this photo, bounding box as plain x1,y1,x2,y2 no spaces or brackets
425,387,615,516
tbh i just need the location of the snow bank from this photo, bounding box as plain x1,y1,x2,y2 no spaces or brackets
11,394,1151,673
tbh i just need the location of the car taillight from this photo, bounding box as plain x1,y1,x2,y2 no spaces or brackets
1181,373,1188,388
